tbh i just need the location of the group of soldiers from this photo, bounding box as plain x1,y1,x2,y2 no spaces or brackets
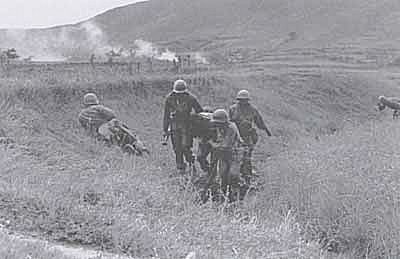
163,79,271,201
78,79,271,202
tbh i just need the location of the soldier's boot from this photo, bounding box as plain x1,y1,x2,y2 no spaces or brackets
393,110,399,119
198,158,211,175
183,148,196,176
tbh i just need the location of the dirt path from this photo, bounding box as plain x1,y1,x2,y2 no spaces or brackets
0,225,132,259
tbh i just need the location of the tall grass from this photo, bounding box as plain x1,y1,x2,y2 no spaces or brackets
1,63,399,258
263,118,400,258
0,64,326,258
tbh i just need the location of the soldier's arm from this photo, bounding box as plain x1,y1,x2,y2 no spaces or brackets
254,108,272,136
228,107,234,122
231,122,244,144
103,107,117,121
229,106,239,124
192,96,203,113
95,106,116,122
163,99,171,133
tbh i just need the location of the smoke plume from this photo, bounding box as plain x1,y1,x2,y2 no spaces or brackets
0,22,209,64
133,39,178,62
0,21,117,62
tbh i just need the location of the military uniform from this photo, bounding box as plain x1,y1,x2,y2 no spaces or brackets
163,91,203,171
190,111,215,174
229,102,271,183
98,119,149,155
78,104,116,134
203,110,243,202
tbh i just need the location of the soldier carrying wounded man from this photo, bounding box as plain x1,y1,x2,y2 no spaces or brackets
229,90,272,189
204,109,244,202
78,93,149,155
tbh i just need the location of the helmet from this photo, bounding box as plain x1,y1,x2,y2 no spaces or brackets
236,90,250,100
211,109,229,124
173,79,188,93
83,93,99,105
202,106,214,113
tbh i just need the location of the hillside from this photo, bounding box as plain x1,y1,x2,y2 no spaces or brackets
2,0,400,59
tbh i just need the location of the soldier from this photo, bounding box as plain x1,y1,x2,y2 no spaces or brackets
136,62,141,73
377,95,400,119
78,93,116,135
148,57,153,72
0,51,8,72
79,93,149,155
205,109,243,202
163,79,203,173
90,54,96,69
191,106,215,174
229,90,272,187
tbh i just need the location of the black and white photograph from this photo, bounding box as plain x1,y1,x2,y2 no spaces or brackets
1,0,400,258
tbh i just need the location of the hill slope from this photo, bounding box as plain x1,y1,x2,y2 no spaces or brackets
1,0,400,58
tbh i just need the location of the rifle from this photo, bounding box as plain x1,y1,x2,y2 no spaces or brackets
162,129,172,146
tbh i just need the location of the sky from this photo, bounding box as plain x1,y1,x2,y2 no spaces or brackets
0,0,146,29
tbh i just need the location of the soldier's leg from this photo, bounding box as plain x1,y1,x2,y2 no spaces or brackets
197,140,211,173
203,151,218,200
241,150,252,180
182,131,195,169
171,131,185,171
220,151,233,198
240,146,253,199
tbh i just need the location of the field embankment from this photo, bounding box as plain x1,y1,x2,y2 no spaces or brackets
0,63,399,258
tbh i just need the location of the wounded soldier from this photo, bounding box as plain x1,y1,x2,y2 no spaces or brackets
78,93,149,155
377,95,400,119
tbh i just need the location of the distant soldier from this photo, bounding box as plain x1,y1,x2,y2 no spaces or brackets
163,79,203,173
0,52,7,71
229,90,272,185
173,59,178,73
78,93,149,155
148,57,153,72
107,56,113,67
178,55,183,72
205,109,243,201
90,54,96,69
136,62,141,73
128,49,136,75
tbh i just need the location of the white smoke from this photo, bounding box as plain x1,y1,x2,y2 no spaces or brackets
157,49,178,61
193,52,209,64
79,21,116,55
133,39,178,62
0,23,210,64
0,21,118,62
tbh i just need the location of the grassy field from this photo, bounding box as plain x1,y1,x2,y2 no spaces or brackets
0,58,400,258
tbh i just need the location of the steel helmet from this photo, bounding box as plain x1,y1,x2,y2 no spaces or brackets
83,93,99,105
236,90,250,100
202,106,214,113
211,109,229,124
173,79,188,93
